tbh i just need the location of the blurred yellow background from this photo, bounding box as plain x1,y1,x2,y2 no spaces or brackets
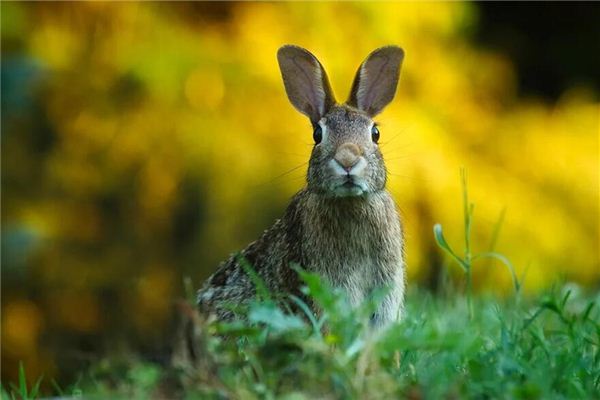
1,2,598,384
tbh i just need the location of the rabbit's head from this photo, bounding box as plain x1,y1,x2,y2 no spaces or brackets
277,45,403,197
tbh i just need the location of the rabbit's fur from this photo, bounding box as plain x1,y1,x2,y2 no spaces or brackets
197,45,406,328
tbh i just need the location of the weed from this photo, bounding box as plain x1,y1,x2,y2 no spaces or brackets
1,363,42,400
434,168,521,319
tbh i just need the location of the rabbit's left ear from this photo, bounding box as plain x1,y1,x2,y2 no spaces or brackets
347,46,404,117
278,45,336,124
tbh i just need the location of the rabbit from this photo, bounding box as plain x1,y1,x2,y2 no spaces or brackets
197,45,406,328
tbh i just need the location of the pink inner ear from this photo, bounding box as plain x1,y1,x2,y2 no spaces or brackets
291,55,325,116
279,45,335,121
357,55,391,112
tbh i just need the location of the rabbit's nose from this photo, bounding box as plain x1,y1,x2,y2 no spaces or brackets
334,143,362,171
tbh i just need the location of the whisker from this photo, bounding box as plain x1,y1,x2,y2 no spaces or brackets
378,124,414,148
250,162,308,189
272,152,310,159
381,148,418,161
384,154,419,162
381,140,417,154
386,172,433,183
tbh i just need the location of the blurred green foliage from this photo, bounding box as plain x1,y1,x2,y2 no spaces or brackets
1,1,598,385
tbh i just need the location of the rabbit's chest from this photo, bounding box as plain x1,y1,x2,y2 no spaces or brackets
310,238,387,304
301,208,403,306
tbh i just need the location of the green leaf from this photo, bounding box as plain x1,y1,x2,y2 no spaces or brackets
248,303,305,333
345,337,365,358
292,264,339,311
288,294,321,336
433,224,467,271
473,251,520,293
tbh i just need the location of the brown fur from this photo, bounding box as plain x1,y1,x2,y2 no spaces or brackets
197,46,406,327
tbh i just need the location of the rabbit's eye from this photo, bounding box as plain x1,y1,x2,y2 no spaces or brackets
371,125,380,143
313,125,323,144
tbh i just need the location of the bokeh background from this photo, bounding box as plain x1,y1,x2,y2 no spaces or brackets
2,2,599,385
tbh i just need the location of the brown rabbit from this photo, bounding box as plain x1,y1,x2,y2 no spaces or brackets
197,45,405,328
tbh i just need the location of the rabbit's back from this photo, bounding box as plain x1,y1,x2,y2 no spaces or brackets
197,201,306,320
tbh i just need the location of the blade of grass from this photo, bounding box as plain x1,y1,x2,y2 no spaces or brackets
1,384,16,400
18,362,27,399
460,168,473,265
473,252,521,293
50,379,64,397
29,375,43,399
460,168,474,320
488,207,506,253
433,224,467,271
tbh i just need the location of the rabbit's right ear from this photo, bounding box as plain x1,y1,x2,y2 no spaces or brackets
347,46,404,117
277,45,336,124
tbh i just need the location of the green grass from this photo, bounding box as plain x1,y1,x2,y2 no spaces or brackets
1,363,42,400
5,282,599,399
3,174,599,399
28,281,595,400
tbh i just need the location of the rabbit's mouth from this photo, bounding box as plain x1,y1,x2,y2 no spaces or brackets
332,178,367,197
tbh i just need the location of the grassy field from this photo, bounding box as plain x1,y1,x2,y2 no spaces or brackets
3,180,599,399
4,277,600,399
